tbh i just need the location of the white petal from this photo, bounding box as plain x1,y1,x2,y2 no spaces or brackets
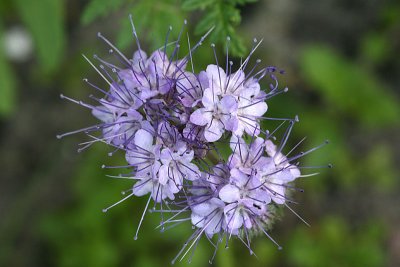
224,203,243,230
134,129,154,151
219,95,238,113
190,108,211,126
226,70,245,94
219,184,240,203
132,179,152,196
182,162,200,181
206,64,226,95
191,213,205,228
158,164,169,185
242,101,268,117
204,119,224,142
202,88,217,108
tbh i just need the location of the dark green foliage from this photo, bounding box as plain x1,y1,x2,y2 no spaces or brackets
81,0,257,56
116,0,186,52
183,0,258,57
81,0,125,25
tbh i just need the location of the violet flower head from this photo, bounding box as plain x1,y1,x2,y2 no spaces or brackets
58,15,330,264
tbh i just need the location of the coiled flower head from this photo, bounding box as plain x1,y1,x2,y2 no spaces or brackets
58,15,329,264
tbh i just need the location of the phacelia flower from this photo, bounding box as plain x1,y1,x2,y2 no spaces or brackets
58,15,329,264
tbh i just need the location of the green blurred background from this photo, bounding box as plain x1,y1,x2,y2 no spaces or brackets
1,0,399,266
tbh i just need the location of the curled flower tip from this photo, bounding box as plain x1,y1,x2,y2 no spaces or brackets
328,163,333,168
59,94,65,99
101,164,106,169
295,115,299,122
102,208,108,213
325,139,330,144
56,134,62,139
283,87,289,92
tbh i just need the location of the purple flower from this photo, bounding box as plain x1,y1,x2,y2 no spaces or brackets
126,128,161,176
203,64,246,96
59,18,327,263
190,198,225,237
228,135,267,173
235,79,268,136
220,168,270,231
190,88,238,142
159,142,201,193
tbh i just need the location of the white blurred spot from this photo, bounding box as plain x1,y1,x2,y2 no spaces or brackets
3,26,33,62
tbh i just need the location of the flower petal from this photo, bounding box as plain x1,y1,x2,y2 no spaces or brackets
206,64,226,95
134,129,154,151
219,184,240,203
220,95,238,113
204,119,224,142
133,179,152,196
190,108,211,126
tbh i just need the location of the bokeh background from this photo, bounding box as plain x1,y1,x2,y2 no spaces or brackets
1,0,399,266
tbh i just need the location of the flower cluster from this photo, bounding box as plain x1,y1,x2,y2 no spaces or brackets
59,17,328,263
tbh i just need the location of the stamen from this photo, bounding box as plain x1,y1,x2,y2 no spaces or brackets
102,192,134,213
